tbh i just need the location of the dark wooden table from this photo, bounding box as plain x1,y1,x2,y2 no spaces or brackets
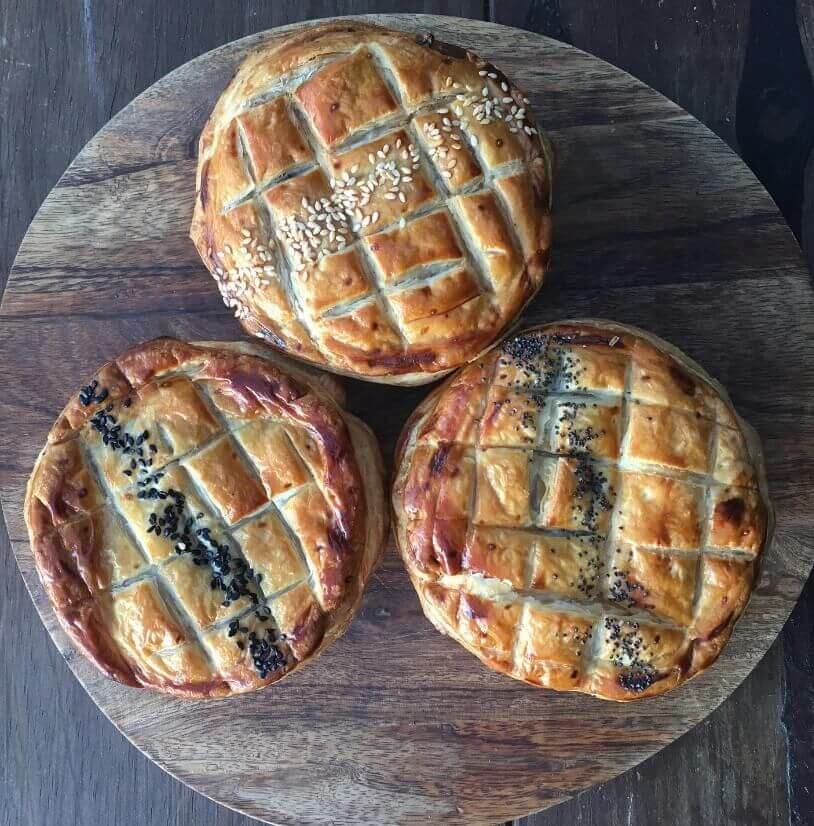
1,3,812,824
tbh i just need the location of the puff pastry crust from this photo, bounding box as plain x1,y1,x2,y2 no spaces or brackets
191,21,553,385
25,339,387,697
392,320,771,700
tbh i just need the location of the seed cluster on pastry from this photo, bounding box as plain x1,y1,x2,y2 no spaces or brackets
191,21,553,383
393,322,769,700
24,339,381,697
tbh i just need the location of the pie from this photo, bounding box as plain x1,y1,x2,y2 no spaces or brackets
392,320,771,700
25,338,387,697
191,21,553,384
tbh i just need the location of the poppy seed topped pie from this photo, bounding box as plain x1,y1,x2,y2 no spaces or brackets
392,321,771,700
24,339,387,697
191,21,553,385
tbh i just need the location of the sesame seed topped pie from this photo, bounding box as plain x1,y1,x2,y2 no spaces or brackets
25,339,386,697
191,21,553,385
392,321,771,700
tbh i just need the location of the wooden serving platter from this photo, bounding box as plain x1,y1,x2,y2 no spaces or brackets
2,14,813,826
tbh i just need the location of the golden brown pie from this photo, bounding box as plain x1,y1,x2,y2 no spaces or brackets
25,338,387,697
392,320,771,700
191,21,553,385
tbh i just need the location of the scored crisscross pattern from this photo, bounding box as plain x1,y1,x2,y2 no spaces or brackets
393,322,770,701
25,339,376,697
191,21,553,383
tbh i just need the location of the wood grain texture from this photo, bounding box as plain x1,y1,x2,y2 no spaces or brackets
517,640,789,826
2,13,813,825
490,0,751,151
3,7,814,826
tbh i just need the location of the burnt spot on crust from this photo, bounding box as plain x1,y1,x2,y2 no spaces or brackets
432,518,466,575
461,593,488,621
199,159,211,209
668,365,696,396
701,611,736,643
220,368,305,410
364,348,437,371
327,522,351,555
430,443,452,475
715,496,746,526
426,34,470,61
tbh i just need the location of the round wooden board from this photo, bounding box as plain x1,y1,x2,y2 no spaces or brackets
2,14,813,826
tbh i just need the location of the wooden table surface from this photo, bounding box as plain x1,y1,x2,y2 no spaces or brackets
1,2,812,825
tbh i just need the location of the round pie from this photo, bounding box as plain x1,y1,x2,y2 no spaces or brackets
191,21,553,385
392,320,771,700
25,338,387,697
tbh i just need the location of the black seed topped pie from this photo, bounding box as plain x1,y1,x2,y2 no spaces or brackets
392,320,771,700
191,21,553,385
24,339,387,697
